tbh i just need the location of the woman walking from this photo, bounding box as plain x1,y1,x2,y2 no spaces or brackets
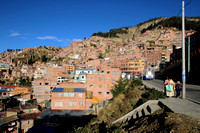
164,77,175,97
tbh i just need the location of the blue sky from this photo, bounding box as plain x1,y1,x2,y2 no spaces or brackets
0,0,199,53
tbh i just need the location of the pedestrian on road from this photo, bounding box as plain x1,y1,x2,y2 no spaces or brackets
163,77,169,95
164,77,175,97
175,81,182,98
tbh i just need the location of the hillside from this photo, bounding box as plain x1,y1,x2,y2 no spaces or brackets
92,17,200,43
2,17,200,66
11,46,62,66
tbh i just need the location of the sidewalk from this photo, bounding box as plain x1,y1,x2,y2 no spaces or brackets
159,98,200,121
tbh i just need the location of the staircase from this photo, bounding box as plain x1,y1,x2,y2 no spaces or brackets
108,100,163,127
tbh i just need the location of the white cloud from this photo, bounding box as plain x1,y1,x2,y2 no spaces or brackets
9,32,21,37
36,36,63,42
36,36,57,40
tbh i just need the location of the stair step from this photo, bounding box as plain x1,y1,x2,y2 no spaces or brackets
132,114,137,119
148,104,161,114
136,111,142,118
142,108,150,116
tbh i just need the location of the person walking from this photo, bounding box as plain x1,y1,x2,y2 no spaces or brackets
164,77,175,97
175,81,182,98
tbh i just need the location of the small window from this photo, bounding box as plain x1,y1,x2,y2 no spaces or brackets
107,71,110,74
22,122,26,125
80,102,84,105
98,92,102,95
90,77,93,81
28,120,33,124
58,93,62,97
98,77,102,81
82,76,84,79
106,92,110,94
78,94,83,97
90,85,93,87
106,77,110,80
99,85,102,88
45,83,49,85
39,83,42,85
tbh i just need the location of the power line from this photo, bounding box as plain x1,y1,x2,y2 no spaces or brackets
177,0,192,17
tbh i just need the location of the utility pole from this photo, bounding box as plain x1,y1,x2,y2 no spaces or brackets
182,1,186,99
188,36,190,82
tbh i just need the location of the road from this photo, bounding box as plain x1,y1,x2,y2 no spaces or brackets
142,79,200,103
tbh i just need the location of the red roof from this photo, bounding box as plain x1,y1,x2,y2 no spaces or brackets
0,85,18,88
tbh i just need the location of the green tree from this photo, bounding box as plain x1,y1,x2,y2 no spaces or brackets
111,78,129,98
41,55,48,62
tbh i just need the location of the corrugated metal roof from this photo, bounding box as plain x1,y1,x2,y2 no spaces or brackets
52,88,85,93
52,88,63,92
0,89,8,92
74,88,85,92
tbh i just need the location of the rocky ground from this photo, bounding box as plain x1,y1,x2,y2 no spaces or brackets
127,112,200,133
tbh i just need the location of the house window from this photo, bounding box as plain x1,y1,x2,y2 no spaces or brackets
45,87,49,90
80,102,84,105
45,91,49,94
38,91,43,94
38,87,43,89
106,92,110,94
78,94,83,97
106,77,110,80
28,120,33,124
98,77,102,81
45,83,49,85
98,92,102,95
45,95,49,98
90,85,93,87
113,71,119,75
51,82,57,85
39,83,42,85
22,122,26,125
107,85,110,88
55,102,63,107
90,77,93,81
82,76,84,79
69,102,76,107
99,85,102,88
58,93,62,97
64,93,75,97
107,71,110,74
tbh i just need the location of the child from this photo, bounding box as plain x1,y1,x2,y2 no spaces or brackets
175,81,182,98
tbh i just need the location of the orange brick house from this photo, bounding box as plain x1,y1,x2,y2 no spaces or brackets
51,88,87,110
86,67,121,100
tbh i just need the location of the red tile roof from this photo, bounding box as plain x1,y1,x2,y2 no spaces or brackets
0,85,18,88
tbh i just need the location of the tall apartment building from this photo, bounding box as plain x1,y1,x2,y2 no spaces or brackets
86,67,121,100
120,59,145,76
32,79,57,104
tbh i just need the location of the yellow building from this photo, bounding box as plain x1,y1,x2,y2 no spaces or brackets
10,87,29,96
65,64,75,74
120,59,145,75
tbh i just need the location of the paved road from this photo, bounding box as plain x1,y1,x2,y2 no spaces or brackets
143,79,200,103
